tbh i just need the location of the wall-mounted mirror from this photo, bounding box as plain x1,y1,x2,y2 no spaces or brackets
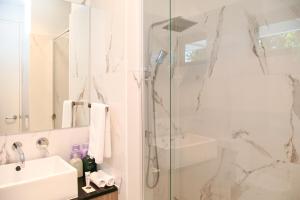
0,0,90,135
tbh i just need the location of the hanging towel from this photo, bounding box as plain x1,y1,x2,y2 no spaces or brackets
62,100,73,128
90,170,115,188
88,103,111,164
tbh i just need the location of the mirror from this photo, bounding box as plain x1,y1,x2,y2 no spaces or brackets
0,0,90,135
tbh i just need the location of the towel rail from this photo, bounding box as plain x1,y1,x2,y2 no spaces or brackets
88,103,109,112
72,101,109,112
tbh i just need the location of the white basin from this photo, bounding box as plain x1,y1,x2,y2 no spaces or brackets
0,156,78,200
156,134,217,169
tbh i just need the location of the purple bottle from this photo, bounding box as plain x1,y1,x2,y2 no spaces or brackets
70,144,82,159
81,143,89,158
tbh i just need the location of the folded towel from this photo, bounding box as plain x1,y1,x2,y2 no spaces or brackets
90,172,106,188
90,170,115,188
62,100,73,128
88,103,111,164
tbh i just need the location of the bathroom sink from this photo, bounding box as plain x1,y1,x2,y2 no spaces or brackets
0,156,78,200
156,134,217,169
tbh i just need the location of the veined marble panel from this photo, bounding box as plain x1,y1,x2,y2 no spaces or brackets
89,0,126,199
146,0,300,199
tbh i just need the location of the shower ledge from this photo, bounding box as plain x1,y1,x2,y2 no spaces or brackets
156,133,217,169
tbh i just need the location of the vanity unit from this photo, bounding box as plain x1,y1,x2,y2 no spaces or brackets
0,154,118,200
73,177,118,200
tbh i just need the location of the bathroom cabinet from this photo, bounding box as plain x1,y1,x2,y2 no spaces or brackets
74,177,118,200
90,191,118,200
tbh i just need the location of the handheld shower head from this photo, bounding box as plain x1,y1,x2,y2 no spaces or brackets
155,49,168,65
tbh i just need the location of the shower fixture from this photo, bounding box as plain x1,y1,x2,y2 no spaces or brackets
162,16,197,32
146,16,197,70
155,49,168,65
149,16,197,32
145,48,168,189
145,17,197,189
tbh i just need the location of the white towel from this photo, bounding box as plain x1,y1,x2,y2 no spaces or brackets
90,170,115,188
90,171,106,188
88,103,111,164
62,100,73,128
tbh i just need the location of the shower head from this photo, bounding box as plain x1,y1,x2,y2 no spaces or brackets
162,16,197,32
155,49,168,65
150,16,197,32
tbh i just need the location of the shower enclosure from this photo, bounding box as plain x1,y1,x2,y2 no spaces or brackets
143,0,300,199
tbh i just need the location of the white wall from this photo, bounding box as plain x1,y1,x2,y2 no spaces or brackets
29,34,53,131
30,0,70,36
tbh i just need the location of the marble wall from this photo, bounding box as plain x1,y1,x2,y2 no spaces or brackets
88,0,129,199
87,0,144,199
144,0,300,199
0,127,88,165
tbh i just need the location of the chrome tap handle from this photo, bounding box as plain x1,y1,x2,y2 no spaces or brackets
36,137,49,157
36,137,49,148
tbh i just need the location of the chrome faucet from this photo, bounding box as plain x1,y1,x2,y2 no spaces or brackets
36,137,49,157
12,142,25,168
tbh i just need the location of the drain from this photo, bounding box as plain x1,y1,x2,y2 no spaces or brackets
15,166,21,171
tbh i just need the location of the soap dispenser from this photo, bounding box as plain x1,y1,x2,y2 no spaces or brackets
83,155,97,175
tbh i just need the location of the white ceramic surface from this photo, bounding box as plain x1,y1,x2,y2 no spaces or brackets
156,133,217,169
0,156,78,200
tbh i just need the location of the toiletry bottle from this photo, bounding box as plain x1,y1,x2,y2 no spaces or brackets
71,144,82,159
85,171,91,189
83,155,97,175
81,143,89,159
70,147,83,177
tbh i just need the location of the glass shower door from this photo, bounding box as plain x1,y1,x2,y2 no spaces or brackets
170,0,300,200
143,0,172,199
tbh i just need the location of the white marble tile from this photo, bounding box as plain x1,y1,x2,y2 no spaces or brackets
0,127,88,164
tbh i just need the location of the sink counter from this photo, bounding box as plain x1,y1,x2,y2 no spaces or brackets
0,156,78,200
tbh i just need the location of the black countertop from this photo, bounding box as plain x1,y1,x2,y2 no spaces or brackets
71,177,118,200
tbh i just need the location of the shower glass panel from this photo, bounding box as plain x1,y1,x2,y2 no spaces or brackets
143,0,300,199
170,0,300,199
143,0,172,199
